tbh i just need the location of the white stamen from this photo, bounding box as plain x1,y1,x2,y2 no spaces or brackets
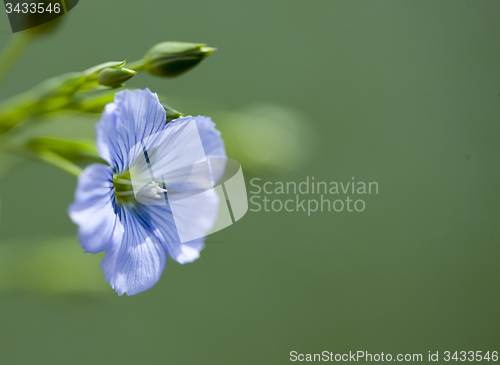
137,181,167,200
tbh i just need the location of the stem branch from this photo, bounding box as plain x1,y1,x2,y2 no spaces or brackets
126,59,145,71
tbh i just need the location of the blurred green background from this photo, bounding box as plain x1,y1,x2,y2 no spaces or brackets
1,0,500,364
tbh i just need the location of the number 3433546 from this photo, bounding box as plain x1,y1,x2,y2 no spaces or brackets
5,2,61,14
444,351,498,362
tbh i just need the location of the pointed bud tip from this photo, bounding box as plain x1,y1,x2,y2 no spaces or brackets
97,67,137,88
201,47,217,56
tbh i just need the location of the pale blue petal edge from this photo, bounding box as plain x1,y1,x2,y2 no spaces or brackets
68,164,124,254
95,89,167,173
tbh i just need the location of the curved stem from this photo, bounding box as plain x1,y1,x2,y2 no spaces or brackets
0,33,33,87
3,144,82,178
126,59,146,72
35,148,82,177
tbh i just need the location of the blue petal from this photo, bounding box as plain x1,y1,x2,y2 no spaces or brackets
167,239,205,264
140,203,207,264
171,116,226,159
132,117,212,189
95,89,167,173
139,116,227,188
68,164,123,254
100,206,168,296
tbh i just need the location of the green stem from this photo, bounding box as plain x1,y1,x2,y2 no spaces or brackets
3,144,82,178
35,148,82,177
126,59,146,71
0,34,33,87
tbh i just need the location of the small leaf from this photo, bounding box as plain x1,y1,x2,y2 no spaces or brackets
25,136,101,162
69,90,119,113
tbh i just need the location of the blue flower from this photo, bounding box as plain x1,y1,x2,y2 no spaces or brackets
69,89,226,295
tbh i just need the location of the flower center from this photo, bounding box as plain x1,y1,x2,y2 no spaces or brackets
113,170,135,205
113,170,167,205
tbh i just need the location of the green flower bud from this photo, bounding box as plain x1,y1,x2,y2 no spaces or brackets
140,42,216,77
84,60,126,80
97,67,137,88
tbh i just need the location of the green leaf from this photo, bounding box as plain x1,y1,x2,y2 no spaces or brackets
69,90,118,113
25,136,101,162
31,72,87,99
30,148,83,177
8,112,99,144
